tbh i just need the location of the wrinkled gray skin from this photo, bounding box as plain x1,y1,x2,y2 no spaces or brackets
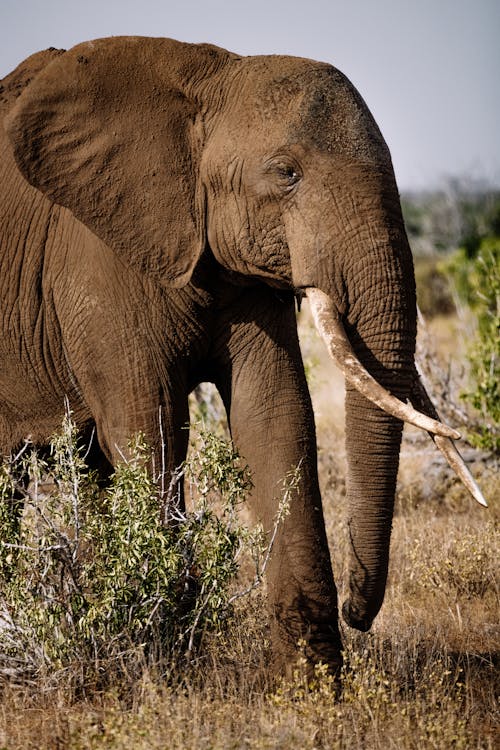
0,37,418,673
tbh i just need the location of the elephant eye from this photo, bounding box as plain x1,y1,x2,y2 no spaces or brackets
275,164,301,188
265,158,302,191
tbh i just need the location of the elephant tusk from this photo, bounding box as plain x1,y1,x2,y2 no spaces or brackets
410,376,488,507
308,288,486,505
306,287,461,440
433,435,488,507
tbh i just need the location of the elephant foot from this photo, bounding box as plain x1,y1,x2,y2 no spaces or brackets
270,614,343,686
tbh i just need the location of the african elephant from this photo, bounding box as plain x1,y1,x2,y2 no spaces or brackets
0,37,485,674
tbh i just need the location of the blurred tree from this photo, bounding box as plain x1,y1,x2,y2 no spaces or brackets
401,179,500,258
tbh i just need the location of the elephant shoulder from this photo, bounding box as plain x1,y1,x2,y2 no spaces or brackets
0,48,66,110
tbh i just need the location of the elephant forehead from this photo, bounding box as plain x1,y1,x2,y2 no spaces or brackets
297,77,390,165
242,58,390,166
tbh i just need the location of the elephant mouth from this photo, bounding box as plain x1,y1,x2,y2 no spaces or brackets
306,287,487,507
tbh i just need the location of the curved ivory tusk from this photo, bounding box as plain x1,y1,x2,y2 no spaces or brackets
411,376,488,507
306,287,461,440
433,435,488,507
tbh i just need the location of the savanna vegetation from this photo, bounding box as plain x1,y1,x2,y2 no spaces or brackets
0,182,498,748
404,180,500,453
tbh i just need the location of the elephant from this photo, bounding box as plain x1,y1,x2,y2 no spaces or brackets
0,36,485,674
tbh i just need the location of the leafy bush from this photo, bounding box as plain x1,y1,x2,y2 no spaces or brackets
445,238,500,452
0,416,289,680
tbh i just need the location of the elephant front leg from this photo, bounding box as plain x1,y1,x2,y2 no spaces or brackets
214,293,342,676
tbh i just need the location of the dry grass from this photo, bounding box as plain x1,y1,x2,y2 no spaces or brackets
0,304,498,749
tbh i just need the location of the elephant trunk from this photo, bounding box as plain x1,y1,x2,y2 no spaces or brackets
342,390,401,628
348,223,417,629
306,184,485,630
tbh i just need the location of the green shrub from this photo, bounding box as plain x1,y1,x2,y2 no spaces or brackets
0,416,288,680
445,238,500,452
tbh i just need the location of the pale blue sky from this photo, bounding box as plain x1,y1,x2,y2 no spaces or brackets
2,0,499,190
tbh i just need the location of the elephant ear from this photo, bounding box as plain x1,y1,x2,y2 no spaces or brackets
5,37,230,286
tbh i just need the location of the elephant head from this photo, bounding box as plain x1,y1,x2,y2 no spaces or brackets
5,37,485,634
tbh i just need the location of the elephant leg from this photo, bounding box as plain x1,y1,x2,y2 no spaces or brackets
65,339,190,505
92,389,189,498
214,289,342,675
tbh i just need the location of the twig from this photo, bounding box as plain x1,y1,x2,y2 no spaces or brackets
228,462,298,605
158,405,166,504
184,579,218,658
11,439,32,464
